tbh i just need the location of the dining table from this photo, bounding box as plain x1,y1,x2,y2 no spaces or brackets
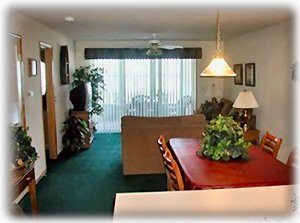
169,138,293,190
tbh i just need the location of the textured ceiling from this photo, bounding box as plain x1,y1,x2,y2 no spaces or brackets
13,7,293,41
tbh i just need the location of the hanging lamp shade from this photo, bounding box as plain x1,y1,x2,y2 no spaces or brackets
201,57,236,77
200,11,236,77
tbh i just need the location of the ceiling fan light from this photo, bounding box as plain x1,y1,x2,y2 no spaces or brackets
146,48,162,57
200,57,236,77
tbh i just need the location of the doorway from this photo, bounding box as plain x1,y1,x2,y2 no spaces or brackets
40,42,58,160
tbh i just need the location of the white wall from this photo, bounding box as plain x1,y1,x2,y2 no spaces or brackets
75,40,225,107
223,20,295,163
8,12,75,180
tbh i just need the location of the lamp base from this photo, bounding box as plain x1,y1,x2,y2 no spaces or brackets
243,123,249,132
241,109,251,132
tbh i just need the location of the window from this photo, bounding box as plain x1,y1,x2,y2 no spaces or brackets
88,59,196,132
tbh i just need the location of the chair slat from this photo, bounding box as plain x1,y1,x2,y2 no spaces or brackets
158,134,184,191
259,131,282,158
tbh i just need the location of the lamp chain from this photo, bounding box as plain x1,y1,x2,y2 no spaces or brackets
216,10,221,57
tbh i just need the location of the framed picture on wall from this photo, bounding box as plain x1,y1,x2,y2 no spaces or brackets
245,63,256,87
233,64,243,85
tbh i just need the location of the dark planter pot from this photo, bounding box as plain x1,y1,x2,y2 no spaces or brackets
69,83,91,111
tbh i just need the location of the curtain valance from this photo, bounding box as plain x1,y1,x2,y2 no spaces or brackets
84,47,202,59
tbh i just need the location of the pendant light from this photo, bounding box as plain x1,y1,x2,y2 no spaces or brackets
200,11,236,77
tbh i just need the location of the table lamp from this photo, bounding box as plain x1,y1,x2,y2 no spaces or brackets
233,90,259,131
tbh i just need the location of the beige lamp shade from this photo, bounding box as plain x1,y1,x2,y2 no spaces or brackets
200,57,236,77
233,90,259,108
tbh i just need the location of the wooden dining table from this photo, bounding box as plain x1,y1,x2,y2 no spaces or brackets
169,138,293,190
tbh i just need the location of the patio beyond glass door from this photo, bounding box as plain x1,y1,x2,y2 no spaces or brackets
88,59,196,132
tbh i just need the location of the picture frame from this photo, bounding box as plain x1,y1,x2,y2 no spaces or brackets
28,58,38,77
245,63,256,87
233,64,243,85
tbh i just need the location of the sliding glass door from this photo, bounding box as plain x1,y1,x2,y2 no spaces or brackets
88,59,196,132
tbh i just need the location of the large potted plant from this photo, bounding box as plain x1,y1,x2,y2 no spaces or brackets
199,114,250,161
10,125,38,169
70,65,105,116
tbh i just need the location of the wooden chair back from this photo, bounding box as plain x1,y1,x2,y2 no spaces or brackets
259,131,283,158
162,150,184,191
157,134,167,155
157,134,174,190
157,135,173,157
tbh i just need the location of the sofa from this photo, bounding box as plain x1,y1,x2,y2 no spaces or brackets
194,98,256,128
194,98,235,120
121,114,206,175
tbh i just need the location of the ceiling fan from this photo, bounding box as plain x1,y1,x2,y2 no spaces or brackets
146,34,183,56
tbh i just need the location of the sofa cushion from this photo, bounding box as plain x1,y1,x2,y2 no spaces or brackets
220,101,233,116
200,100,224,120
229,108,241,120
209,102,224,119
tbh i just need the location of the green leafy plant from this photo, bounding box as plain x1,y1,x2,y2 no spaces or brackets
62,115,90,153
72,65,105,116
200,114,250,161
10,125,38,169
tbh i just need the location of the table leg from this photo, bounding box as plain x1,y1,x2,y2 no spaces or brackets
28,179,38,215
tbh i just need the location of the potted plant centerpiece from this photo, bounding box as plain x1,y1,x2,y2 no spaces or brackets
199,114,250,161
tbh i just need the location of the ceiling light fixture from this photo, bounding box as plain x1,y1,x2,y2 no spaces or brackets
200,11,236,77
65,16,75,22
146,43,163,57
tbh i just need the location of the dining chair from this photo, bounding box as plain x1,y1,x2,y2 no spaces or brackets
157,134,173,191
259,131,283,158
162,150,184,191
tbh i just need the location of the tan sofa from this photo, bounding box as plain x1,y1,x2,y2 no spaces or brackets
121,114,206,175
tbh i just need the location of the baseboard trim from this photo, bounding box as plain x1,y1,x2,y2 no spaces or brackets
36,169,47,183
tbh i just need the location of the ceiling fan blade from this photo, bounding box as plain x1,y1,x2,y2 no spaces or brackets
160,45,183,50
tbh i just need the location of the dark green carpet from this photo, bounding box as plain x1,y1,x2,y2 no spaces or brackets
20,133,166,216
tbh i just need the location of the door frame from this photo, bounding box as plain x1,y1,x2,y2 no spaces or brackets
9,33,26,127
39,42,58,159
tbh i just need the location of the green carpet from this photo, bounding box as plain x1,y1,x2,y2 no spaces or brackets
20,133,166,216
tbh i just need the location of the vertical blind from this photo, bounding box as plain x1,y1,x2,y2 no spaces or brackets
87,59,196,132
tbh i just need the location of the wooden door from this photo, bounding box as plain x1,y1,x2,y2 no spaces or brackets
44,47,58,159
